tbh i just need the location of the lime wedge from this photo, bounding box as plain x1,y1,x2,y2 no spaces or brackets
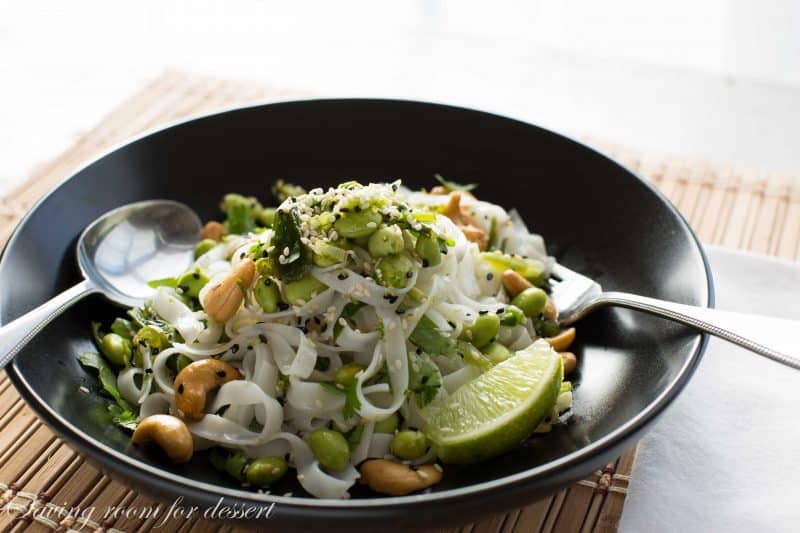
422,339,563,464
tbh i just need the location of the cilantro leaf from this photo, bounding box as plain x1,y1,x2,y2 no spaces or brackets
408,351,442,407
269,208,311,282
434,173,477,192
77,352,139,430
320,382,361,420
409,315,457,357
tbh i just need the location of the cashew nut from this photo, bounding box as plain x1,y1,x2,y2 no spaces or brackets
132,414,193,463
560,351,577,375
545,327,575,352
442,192,487,250
544,297,557,321
201,258,256,323
502,269,533,297
173,359,242,420
359,459,443,495
201,220,224,241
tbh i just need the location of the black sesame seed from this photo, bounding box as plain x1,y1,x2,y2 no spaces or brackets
410,464,420,471
178,285,189,293
230,344,239,354
337,272,348,280
278,302,289,311
247,345,253,351
145,368,153,374
192,272,200,279
421,375,429,384
320,324,328,332
479,310,488,315
391,184,398,191
177,384,184,394
486,273,494,281
239,252,245,259
216,370,226,377
396,308,406,315
447,321,456,329
496,308,505,314
259,334,268,343
314,316,321,324
340,207,349,213
262,250,268,258
354,205,362,212
416,347,423,355
405,271,413,278
422,259,430,267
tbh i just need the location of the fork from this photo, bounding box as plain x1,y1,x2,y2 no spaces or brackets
549,263,800,370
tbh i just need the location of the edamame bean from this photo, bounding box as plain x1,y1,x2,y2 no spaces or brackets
176,267,209,299
374,413,399,434
334,363,365,387
391,430,428,460
133,326,168,350
375,253,415,289
500,305,526,327
534,319,561,338
101,333,132,367
110,318,137,339
194,238,217,259
511,287,548,317
482,342,512,363
225,452,249,481
254,276,281,312
460,313,500,348
246,456,288,486
415,233,442,267
333,209,383,239
284,274,327,305
368,225,404,257
308,429,350,471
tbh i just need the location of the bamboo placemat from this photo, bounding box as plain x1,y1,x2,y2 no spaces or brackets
0,71,797,533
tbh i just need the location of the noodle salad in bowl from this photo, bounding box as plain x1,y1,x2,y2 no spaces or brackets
80,178,577,499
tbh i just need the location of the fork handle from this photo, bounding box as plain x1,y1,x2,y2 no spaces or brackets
588,291,800,370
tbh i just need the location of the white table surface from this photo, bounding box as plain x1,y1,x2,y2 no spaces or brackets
3,0,800,196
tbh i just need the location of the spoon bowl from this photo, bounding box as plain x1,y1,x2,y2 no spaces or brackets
0,200,201,367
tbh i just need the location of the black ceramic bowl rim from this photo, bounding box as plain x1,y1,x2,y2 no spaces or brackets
2,98,713,512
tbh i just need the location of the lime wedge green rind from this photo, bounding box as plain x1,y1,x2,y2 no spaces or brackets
421,340,563,464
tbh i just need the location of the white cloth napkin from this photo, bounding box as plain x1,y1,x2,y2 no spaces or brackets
619,246,800,532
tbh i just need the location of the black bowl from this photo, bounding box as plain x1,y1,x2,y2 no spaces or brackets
0,99,711,530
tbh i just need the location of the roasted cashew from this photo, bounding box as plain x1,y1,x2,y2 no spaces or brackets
501,269,533,297
173,359,242,420
359,459,443,495
132,414,193,463
201,258,256,323
544,297,557,321
201,220,225,241
560,351,577,375
442,192,487,250
545,327,575,352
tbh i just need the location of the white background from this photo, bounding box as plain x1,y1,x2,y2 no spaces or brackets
2,0,800,192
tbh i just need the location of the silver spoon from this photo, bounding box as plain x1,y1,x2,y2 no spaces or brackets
0,200,202,367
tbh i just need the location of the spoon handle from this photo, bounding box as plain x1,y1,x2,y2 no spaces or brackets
0,279,97,368
595,291,800,370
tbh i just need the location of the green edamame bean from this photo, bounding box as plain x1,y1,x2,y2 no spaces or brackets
460,313,500,348
101,333,132,367
194,238,217,259
415,233,442,267
367,225,404,258
254,277,281,312
534,318,561,338
511,287,548,317
333,209,383,239
246,456,288,486
308,429,350,471
391,430,428,460
133,325,168,350
284,274,327,305
334,363,365,387
375,253,415,288
500,305,526,326
225,452,249,481
374,412,399,434
176,267,209,299
176,354,192,372
482,342,513,364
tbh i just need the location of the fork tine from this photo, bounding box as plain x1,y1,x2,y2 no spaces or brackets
549,263,602,324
